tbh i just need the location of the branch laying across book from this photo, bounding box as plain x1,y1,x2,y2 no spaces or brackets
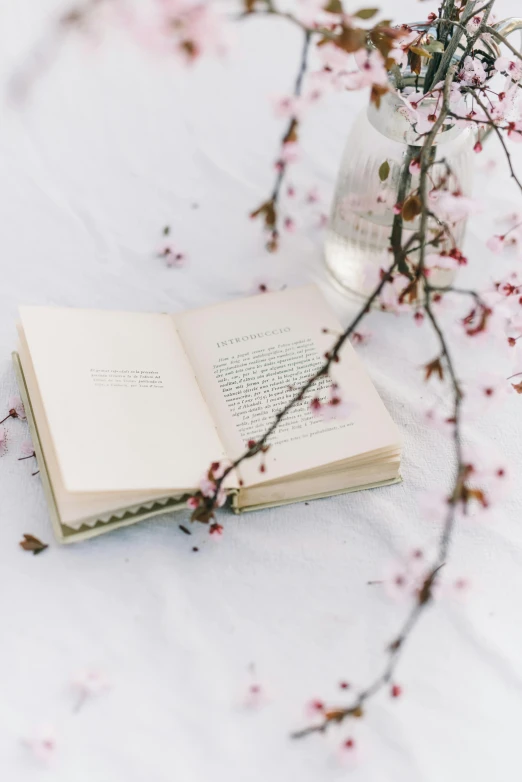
13,285,401,543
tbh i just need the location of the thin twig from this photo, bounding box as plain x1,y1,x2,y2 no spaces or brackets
467,88,522,195
270,29,311,206
484,24,522,63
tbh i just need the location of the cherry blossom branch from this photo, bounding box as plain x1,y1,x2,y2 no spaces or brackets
239,0,332,38
8,0,522,753
290,66,465,739
427,1,482,90
459,1,495,62
249,28,312,251
8,0,110,101
190,245,412,523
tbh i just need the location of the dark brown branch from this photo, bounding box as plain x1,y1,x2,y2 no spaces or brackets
428,1,481,89
290,65,463,741
270,29,311,206
8,0,108,101
249,28,312,251
212,249,407,492
458,1,495,63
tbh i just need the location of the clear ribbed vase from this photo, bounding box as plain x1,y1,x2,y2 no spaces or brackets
324,91,475,303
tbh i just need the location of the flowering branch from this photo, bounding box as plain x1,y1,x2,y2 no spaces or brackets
189,246,408,523
8,0,522,755
290,65,465,739
249,29,312,251
190,1,520,745
464,88,522,194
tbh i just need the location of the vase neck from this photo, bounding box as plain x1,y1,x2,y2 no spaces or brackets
367,91,464,147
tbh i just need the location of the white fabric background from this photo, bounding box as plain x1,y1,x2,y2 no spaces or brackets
1,1,522,779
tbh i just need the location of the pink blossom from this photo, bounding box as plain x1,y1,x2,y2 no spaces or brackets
495,274,522,299
199,477,216,498
296,0,342,28
489,86,519,123
305,698,325,717
284,216,295,233
279,142,299,165
155,0,228,62
409,158,421,175
306,186,320,204
383,563,418,602
187,496,200,510
480,158,498,174
23,724,57,764
466,14,484,34
452,291,512,351
337,736,362,768
388,26,418,68
419,488,453,523
402,92,447,135
450,576,472,603
459,443,512,508
422,409,455,438
72,668,110,709
462,373,512,419
316,213,328,229
199,476,226,507
375,189,395,209
210,460,229,480
158,244,185,267
8,395,25,420
509,337,522,378
314,400,354,420
495,56,522,82
458,55,487,87
350,330,372,346
345,50,388,91
19,439,35,458
507,122,522,143
430,190,481,223
242,682,268,709
310,385,356,421
495,56,511,73
487,235,505,253
272,94,307,120
316,42,351,74
209,522,224,537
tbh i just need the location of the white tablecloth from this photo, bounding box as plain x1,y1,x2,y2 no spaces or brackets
2,1,522,779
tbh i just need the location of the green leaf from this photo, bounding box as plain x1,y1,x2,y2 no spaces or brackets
409,45,432,58
424,40,445,54
323,0,343,13
378,160,390,182
354,7,379,19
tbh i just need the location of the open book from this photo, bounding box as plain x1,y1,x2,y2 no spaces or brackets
13,285,401,543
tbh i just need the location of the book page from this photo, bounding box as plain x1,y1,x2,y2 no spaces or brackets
174,285,400,487
19,306,226,493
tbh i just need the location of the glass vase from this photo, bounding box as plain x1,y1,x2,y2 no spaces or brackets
324,90,475,303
